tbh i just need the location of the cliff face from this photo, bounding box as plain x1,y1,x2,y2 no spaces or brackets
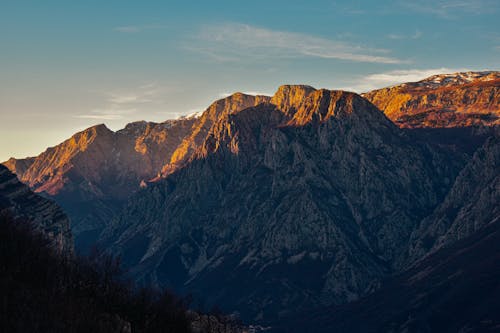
363,71,500,128
3,71,498,326
163,93,270,175
408,129,500,262
0,165,73,254
2,94,265,250
278,217,500,333
100,86,462,322
6,72,497,253
2,121,196,250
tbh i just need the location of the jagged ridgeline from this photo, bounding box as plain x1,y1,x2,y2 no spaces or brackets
363,71,500,128
98,86,468,322
2,71,499,329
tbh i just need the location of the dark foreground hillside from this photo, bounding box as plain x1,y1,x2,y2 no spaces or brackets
0,212,192,333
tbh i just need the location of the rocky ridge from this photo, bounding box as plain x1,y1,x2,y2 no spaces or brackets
99,85,463,322
0,164,73,254
408,128,500,262
2,71,499,327
3,94,266,249
363,71,500,128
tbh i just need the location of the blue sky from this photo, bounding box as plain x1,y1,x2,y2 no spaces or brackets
1,0,499,161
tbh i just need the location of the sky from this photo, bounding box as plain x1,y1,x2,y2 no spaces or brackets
1,0,499,161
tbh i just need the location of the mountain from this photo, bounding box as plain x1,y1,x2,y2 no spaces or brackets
0,171,243,333
3,93,266,251
4,71,498,253
99,86,463,322
272,127,500,332
2,71,499,328
161,92,270,176
0,164,73,254
276,216,500,333
363,71,500,128
408,128,500,262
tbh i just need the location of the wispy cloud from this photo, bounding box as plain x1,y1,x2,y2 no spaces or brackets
76,83,163,120
387,30,423,40
114,24,168,33
107,85,158,104
187,23,406,64
400,0,499,18
75,111,135,120
338,67,471,92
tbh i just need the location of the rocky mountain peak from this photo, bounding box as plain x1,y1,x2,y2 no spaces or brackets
363,70,500,128
11,124,116,195
414,71,499,88
164,93,271,171
68,123,114,151
118,120,152,135
100,79,464,322
3,157,36,179
270,84,317,116
286,89,381,126
206,92,271,118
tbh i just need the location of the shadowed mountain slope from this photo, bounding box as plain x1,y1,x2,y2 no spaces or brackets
100,86,463,322
3,94,266,251
0,164,73,254
275,216,500,333
2,72,498,328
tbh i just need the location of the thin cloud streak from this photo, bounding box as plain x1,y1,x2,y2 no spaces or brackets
388,30,423,40
74,108,137,121
401,0,499,18
75,83,164,121
190,23,407,64
338,67,471,92
75,114,124,120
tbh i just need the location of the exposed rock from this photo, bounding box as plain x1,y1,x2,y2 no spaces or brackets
3,94,269,252
3,156,36,177
408,128,500,262
2,119,198,251
163,92,270,175
276,217,500,333
0,164,73,254
100,87,461,322
2,71,498,328
363,71,500,128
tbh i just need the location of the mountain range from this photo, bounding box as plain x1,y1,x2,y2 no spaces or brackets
3,71,499,330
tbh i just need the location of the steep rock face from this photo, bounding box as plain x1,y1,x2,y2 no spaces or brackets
101,87,460,322
277,217,500,333
3,120,197,250
363,71,500,128
163,93,270,175
3,94,269,252
0,165,73,254
408,129,500,262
